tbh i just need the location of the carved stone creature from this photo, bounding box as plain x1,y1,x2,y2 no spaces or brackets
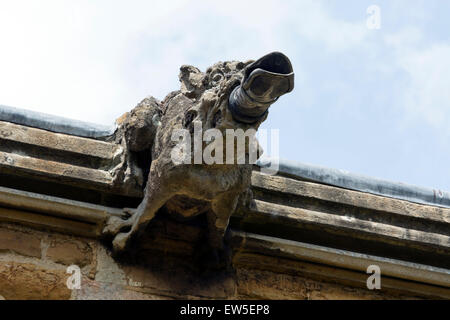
104,52,294,255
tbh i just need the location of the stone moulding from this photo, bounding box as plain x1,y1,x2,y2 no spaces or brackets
0,120,141,198
0,185,121,238
240,172,450,272
0,174,449,297
231,231,450,299
257,158,450,208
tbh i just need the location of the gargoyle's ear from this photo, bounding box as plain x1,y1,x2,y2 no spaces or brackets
179,65,205,98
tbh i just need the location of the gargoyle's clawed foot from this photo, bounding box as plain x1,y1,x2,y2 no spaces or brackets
121,208,135,219
102,208,136,238
112,231,133,253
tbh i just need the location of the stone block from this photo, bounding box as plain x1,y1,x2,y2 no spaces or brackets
0,262,71,300
0,227,41,258
46,239,93,267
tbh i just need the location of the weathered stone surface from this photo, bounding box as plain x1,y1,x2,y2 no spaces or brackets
0,227,41,258
108,97,162,195
0,219,442,300
231,231,450,289
0,120,142,197
0,185,110,225
247,173,450,272
231,235,450,299
236,268,408,300
0,262,71,300
74,278,169,300
0,120,118,161
239,199,450,264
122,265,236,299
94,246,127,285
117,97,161,153
46,239,93,267
0,150,112,186
0,206,100,238
251,172,450,225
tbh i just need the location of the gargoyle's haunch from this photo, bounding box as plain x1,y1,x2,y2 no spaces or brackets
105,52,294,254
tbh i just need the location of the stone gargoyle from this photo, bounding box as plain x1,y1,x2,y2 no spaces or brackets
104,52,294,256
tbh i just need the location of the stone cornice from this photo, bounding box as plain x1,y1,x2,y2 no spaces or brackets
231,231,450,299
0,117,449,298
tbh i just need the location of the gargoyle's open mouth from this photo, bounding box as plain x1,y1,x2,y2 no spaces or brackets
228,52,294,124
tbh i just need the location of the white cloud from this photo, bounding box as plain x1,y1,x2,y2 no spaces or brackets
292,2,368,52
385,28,450,136
0,0,188,124
401,45,450,130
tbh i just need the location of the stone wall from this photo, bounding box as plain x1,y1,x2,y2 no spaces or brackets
0,222,419,300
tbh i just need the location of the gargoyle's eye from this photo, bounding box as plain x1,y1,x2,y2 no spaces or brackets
210,70,224,86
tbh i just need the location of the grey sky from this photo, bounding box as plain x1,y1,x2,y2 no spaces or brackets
0,0,449,191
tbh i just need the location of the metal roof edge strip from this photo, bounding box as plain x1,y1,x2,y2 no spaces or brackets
256,158,450,209
0,104,116,138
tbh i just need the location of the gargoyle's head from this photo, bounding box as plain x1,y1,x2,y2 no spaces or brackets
179,52,294,133
171,52,294,166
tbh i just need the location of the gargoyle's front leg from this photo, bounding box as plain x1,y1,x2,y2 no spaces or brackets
106,160,177,253
208,191,240,250
201,191,240,269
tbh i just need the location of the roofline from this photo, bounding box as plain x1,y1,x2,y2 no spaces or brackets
0,104,115,138
256,158,450,209
2,104,449,208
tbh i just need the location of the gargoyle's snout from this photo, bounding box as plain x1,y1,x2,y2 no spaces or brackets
228,52,294,124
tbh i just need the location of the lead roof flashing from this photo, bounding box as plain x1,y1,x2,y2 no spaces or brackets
257,158,450,209
0,104,116,138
